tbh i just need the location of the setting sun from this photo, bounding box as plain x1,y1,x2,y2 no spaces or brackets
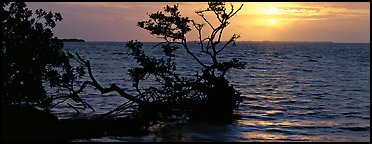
3,2,370,142
267,18,276,25
26,2,370,43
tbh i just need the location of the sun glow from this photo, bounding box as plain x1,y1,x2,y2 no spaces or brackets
263,7,281,15
267,18,276,25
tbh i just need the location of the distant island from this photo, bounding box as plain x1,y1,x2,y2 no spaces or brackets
60,38,85,42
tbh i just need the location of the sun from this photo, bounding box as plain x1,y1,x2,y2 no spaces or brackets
267,18,276,25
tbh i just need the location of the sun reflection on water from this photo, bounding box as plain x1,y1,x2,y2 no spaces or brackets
237,119,338,128
239,132,300,142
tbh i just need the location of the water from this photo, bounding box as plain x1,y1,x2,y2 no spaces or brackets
56,42,370,142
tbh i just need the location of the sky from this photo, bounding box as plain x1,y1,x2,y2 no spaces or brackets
26,2,370,43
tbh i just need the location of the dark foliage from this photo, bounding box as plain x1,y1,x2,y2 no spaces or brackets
1,2,248,141
1,2,90,110
130,2,246,122
2,105,61,142
2,2,246,125
70,2,246,124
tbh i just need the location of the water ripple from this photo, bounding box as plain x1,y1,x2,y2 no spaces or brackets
59,42,370,142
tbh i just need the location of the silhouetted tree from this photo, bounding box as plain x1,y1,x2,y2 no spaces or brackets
1,2,91,111
1,2,246,141
72,2,246,123
130,2,245,122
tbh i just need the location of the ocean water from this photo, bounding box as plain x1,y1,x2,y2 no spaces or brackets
55,42,369,142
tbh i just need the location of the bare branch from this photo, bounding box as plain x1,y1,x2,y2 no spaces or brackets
229,4,243,19
181,41,208,68
195,12,214,30
217,34,240,54
67,103,81,114
75,53,145,105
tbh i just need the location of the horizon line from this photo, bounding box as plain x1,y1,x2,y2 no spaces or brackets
71,40,370,44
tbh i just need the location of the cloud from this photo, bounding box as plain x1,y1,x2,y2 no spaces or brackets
265,4,369,21
278,7,321,13
25,2,369,43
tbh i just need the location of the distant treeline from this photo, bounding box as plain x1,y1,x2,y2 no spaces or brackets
60,38,85,42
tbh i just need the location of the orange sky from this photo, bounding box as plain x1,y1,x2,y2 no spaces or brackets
27,2,370,43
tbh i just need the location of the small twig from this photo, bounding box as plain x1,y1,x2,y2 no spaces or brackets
67,103,80,114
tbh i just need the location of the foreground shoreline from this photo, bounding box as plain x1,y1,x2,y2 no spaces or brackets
2,105,147,142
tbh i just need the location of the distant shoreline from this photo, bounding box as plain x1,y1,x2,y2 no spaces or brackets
60,38,85,42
